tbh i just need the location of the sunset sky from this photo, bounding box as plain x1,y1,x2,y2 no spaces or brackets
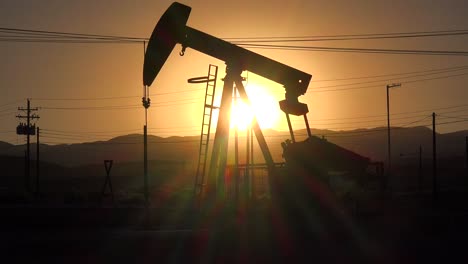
0,0,467,145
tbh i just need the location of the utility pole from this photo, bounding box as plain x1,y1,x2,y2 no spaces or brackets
16,99,39,192
418,145,422,192
36,127,40,197
465,136,467,183
142,41,151,207
386,83,401,192
432,112,438,201
142,85,151,206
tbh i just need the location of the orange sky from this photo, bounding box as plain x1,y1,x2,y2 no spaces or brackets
0,0,467,144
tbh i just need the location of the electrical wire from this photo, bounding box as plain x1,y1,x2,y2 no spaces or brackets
224,29,468,41
2,27,467,43
437,119,468,126
310,67,468,90
32,88,206,101
1,27,467,56
302,113,430,127
0,111,18,118
312,65,468,82
0,99,23,109
239,43,468,56
312,72,468,93
310,115,433,138
39,97,204,110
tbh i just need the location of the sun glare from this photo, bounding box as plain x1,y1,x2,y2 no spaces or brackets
230,100,254,130
230,84,281,131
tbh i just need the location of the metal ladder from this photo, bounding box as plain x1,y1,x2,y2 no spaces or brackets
193,64,218,203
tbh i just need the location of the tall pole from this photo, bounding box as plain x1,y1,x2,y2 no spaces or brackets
36,127,40,197
26,99,31,192
17,99,39,193
418,145,422,192
142,41,150,207
386,83,401,192
465,136,468,181
144,124,148,204
432,112,437,201
143,87,150,206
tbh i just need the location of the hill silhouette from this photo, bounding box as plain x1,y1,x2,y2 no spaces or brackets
0,126,466,167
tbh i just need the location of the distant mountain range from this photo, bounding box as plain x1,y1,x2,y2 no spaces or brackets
0,127,466,168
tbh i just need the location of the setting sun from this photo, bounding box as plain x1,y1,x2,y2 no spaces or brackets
230,100,253,130
230,84,281,131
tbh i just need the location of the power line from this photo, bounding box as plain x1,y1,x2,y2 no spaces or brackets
437,119,468,126
310,67,468,90
0,107,16,113
312,65,468,82
2,27,467,43
0,27,146,41
309,115,432,137
230,31,468,42
239,43,468,56
28,102,468,139
41,105,140,110
38,97,204,110
42,128,143,135
312,72,468,92
303,113,430,127
1,27,467,56
0,111,18,118
224,29,468,41
20,66,467,102
32,88,206,101
6,101,466,142
304,103,468,122
0,99,23,109
303,106,468,130
437,114,468,121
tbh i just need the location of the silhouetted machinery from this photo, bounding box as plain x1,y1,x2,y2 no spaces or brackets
143,2,313,200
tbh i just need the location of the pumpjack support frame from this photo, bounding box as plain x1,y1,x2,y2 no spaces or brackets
205,66,275,199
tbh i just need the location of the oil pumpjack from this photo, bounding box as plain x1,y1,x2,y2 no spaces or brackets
143,2,312,202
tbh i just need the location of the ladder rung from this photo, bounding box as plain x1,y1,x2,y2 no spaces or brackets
205,104,220,109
